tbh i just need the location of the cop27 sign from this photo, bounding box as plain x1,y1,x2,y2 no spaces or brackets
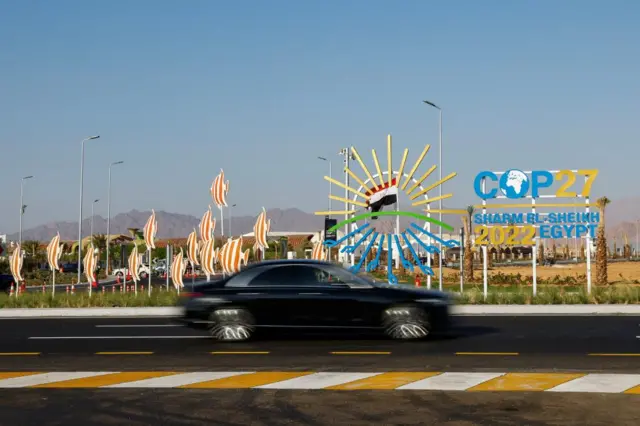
472,169,600,245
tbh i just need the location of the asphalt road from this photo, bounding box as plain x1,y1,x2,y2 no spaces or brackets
0,315,638,425
0,316,638,372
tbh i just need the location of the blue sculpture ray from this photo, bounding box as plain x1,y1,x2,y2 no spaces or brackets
394,234,413,271
409,223,460,248
341,227,375,254
349,231,379,274
366,234,385,273
324,223,370,248
386,234,397,284
402,232,435,276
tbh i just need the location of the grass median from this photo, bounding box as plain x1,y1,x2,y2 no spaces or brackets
1,285,640,308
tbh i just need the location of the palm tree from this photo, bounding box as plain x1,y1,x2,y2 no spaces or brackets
462,205,475,280
92,234,108,252
22,240,41,257
595,196,611,285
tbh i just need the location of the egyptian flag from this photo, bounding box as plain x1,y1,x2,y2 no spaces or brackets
367,178,398,219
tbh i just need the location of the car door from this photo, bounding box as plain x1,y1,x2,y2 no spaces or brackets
317,266,389,328
228,265,332,327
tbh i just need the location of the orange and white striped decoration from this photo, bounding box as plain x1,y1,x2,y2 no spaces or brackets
200,239,218,279
171,248,186,289
143,209,158,250
46,233,63,272
9,243,24,285
128,244,141,283
199,206,216,242
210,169,229,208
218,237,249,275
83,244,98,284
186,229,199,266
311,241,326,261
252,207,271,255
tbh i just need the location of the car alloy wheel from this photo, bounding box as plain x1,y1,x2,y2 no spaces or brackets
382,305,431,340
208,308,255,342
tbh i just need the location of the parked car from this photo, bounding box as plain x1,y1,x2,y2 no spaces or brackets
177,259,453,342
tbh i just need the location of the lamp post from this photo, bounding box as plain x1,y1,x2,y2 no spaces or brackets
317,157,332,211
19,175,34,246
77,135,100,286
423,100,443,291
229,204,237,237
106,160,124,275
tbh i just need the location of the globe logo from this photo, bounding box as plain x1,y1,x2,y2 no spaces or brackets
499,169,529,198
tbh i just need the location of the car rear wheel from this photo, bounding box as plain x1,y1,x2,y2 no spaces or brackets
382,305,431,340
207,307,255,342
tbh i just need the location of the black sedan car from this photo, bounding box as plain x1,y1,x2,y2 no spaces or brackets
177,259,452,341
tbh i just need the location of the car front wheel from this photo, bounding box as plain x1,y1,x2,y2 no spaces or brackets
207,307,255,342
382,305,431,340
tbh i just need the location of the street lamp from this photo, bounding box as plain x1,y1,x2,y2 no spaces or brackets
77,135,100,285
317,156,332,211
229,204,237,237
423,100,444,291
19,175,34,246
106,160,124,275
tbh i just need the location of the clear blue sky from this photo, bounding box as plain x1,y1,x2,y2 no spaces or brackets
1,0,639,234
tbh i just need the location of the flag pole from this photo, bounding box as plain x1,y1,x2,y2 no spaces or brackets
148,248,152,296
52,268,56,297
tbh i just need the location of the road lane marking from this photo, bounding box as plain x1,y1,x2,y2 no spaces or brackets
211,351,270,355
95,352,154,355
0,372,39,380
547,374,640,393
105,372,242,388
182,372,311,389
28,336,209,340
255,372,379,389
32,372,176,388
0,372,113,388
330,351,391,355
588,353,640,357
397,372,505,390
0,371,639,392
327,372,441,390
95,325,183,328
0,353,40,356
455,352,519,356
467,373,586,392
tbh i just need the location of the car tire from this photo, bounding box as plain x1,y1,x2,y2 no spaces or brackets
382,305,431,340
207,307,255,342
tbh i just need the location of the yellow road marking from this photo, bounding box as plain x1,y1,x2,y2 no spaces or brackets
455,352,519,356
181,372,312,389
0,372,39,380
330,351,391,355
95,352,154,355
624,385,640,394
32,372,177,388
327,372,441,390
210,351,270,355
468,373,585,392
588,353,640,357
0,353,40,356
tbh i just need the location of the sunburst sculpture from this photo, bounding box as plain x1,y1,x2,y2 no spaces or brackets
315,135,464,284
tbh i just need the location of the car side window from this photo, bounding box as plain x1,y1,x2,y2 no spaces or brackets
248,265,331,287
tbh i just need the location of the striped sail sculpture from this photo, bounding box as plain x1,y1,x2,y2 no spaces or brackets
200,239,219,282
186,229,199,285
252,207,270,261
83,244,98,297
199,206,216,242
210,169,229,237
171,248,186,292
46,233,63,296
128,243,142,294
143,210,158,296
311,241,327,261
218,237,249,275
9,244,24,296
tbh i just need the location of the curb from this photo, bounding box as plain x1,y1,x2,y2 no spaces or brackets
1,305,640,318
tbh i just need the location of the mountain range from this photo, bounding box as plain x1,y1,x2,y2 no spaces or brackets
7,196,640,242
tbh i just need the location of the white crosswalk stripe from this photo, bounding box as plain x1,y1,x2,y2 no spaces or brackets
104,372,247,388
0,372,113,388
256,372,381,389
